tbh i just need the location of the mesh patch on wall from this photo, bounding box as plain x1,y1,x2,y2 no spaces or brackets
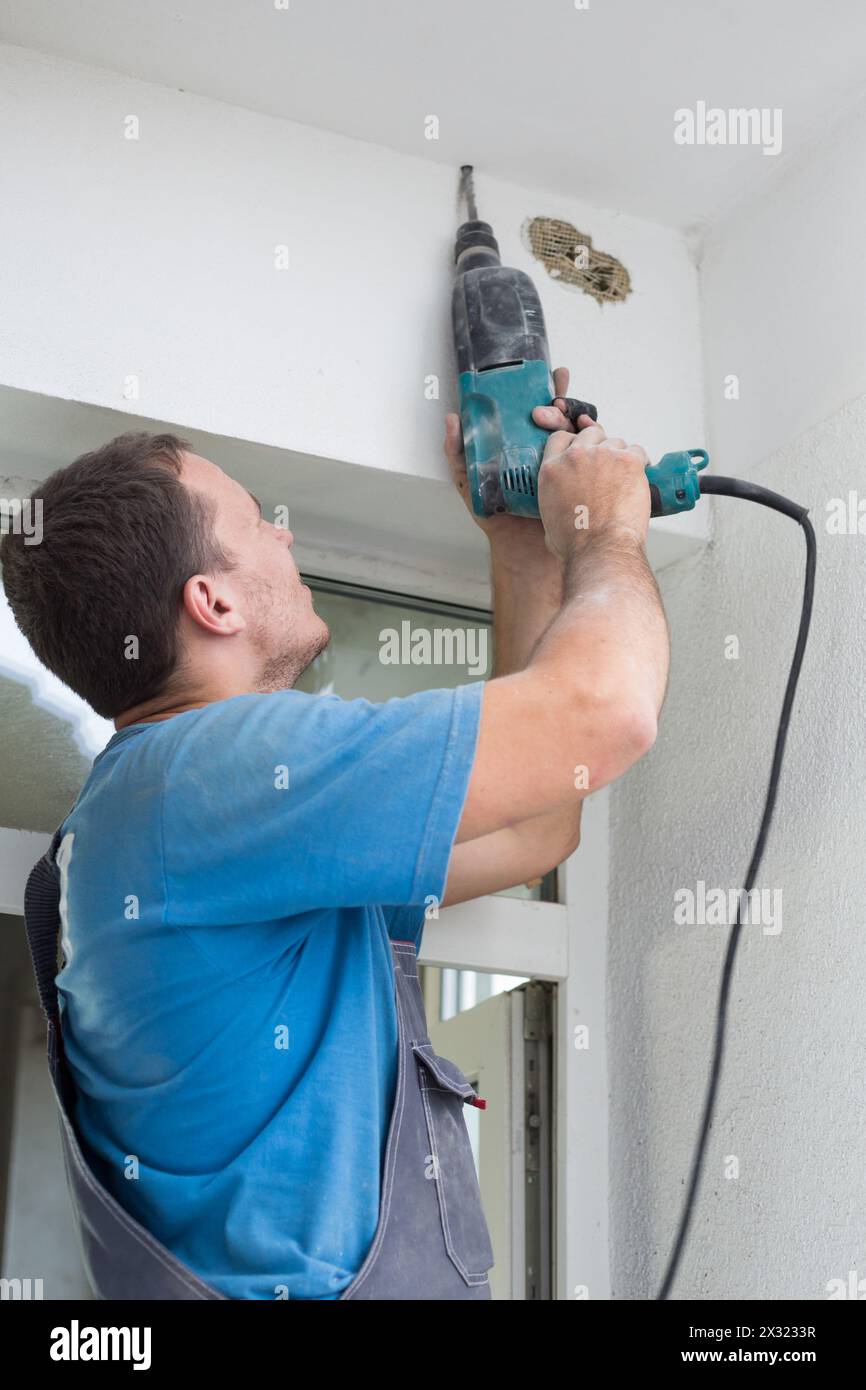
521,217,631,305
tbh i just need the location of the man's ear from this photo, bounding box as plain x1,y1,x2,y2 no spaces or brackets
182,573,246,636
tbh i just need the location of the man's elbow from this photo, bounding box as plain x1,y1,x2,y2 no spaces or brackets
590,703,658,790
626,705,659,761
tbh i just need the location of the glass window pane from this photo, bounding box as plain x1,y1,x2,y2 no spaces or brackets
438,967,531,1023
294,584,491,699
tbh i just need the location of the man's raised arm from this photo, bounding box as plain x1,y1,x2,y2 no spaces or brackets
455,421,668,845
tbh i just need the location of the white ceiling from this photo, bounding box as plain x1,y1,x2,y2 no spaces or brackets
1,0,865,232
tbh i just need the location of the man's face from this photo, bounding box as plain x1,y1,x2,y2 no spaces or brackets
180,451,330,691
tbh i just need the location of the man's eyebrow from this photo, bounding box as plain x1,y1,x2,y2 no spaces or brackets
246,489,263,518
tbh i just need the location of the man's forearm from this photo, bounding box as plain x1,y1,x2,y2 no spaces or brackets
489,536,563,678
488,533,583,864
533,524,670,719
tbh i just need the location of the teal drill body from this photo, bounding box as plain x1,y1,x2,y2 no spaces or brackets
451,171,709,520
457,358,554,519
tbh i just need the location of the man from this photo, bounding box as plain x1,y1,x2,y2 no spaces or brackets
1,368,666,1299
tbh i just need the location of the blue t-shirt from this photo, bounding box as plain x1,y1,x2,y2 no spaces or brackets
54,680,484,1300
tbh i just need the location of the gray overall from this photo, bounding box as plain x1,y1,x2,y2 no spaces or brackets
23,830,495,1301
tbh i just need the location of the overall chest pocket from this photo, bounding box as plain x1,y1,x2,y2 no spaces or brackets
412,1042,495,1286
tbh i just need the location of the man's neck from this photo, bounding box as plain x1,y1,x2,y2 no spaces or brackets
114,669,288,731
114,696,212,731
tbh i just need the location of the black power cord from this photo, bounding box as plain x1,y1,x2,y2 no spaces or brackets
656,474,817,1301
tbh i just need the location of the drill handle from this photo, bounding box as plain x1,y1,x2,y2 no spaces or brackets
558,397,598,429
551,400,710,518
646,448,710,517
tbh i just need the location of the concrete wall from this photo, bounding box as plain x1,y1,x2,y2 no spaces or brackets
609,93,866,1299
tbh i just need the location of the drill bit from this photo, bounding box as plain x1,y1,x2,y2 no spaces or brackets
458,165,478,222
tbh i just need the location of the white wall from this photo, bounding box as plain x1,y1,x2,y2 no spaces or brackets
700,91,866,475
609,92,866,1299
0,43,705,529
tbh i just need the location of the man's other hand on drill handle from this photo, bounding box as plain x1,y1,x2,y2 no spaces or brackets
449,374,668,848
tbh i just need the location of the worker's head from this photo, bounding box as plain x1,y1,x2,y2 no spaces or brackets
0,432,329,725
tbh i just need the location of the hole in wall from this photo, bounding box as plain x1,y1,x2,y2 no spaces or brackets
521,216,631,305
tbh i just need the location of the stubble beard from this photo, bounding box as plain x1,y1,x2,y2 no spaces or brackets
252,602,330,693
242,569,330,693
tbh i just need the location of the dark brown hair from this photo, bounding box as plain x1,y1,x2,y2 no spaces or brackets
0,432,235,719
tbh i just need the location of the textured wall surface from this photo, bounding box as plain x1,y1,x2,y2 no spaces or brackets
608,87,866,1303
609,390,866,1299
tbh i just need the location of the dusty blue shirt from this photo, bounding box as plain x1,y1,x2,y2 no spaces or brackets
54,681,484,1299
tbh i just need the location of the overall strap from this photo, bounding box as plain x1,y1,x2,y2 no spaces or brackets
22,828,64,1034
